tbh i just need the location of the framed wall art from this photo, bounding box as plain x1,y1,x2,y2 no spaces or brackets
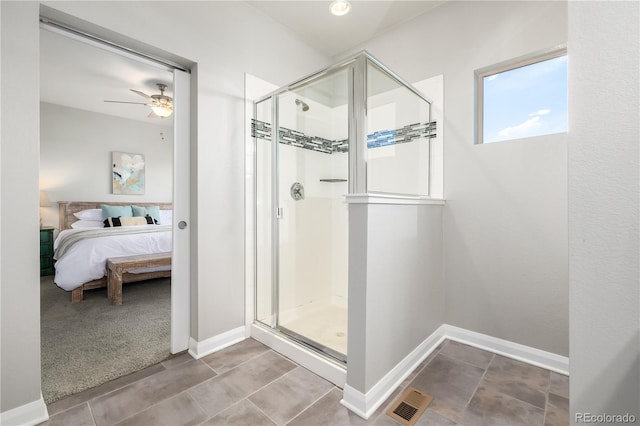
112,151,145,194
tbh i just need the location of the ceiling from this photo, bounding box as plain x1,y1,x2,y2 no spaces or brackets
40,27,174,126
247,1,446,57
40,1,444,124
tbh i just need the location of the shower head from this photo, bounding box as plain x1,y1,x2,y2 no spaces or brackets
295,98,310,112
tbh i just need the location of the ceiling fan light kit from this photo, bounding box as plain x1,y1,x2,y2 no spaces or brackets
104,82,174,118
151,104,173,118
330,0,351,16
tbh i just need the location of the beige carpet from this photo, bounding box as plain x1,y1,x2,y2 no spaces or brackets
40,276,171,403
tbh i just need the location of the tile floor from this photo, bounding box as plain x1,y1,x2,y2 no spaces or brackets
42,338,569,426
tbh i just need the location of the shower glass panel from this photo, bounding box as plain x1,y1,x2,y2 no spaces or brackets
276,68,350,362
255,97,274,327
366,61,433,196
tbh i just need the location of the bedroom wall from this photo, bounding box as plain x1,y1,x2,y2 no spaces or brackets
40,102,174,229
340,0,569,356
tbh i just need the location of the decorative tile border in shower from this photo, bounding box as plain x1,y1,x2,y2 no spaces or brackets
251,119,437,154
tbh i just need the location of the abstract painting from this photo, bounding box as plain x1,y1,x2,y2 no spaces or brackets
112,152,145,194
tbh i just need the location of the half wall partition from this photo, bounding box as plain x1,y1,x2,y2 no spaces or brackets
252,52,435,368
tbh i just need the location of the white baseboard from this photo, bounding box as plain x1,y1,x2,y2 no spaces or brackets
442,324,570,375
188,325,248,359
340,325,447,419
340,324,569,419
0,394,48,426
251,323,346,387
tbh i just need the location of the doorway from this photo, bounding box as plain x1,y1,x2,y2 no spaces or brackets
39,19,190,403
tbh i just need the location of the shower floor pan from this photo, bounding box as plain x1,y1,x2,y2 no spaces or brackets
279,303,347,358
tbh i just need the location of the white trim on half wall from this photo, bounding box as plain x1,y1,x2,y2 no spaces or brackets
188,325,248,359
0,394,49,426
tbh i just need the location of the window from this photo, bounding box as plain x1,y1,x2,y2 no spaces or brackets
476,47,567,144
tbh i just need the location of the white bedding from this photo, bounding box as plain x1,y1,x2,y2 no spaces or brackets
53,225,172,291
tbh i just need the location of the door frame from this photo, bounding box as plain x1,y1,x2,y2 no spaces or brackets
38,16,193,353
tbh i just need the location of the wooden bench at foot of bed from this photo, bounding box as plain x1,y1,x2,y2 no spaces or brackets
107,252,172,305
70,252,172,304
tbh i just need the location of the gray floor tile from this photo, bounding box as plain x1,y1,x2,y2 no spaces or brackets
459,385,545,426
201,338,270,374
371,412,403,425
47,363,166,416
114,392,207,426
549,372,569,399
249,366,334,425
486,355,550,390
189,351,297,417
413,354,486,393
416,409,457,426
162,352,194,369
89,359,216,426
439,340,495,369
415,382,472,423
201,400,276,426
287,388,368,426
483,355,550,408
408,353,485,422
548,393,568,412
41,402,95,426
544,394,569,426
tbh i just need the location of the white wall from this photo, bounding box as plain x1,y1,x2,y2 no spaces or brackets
1,0,330,416
40,102,174,228
347,202,444,392
568,1,640,420
344,0,569,356
0,0,45,419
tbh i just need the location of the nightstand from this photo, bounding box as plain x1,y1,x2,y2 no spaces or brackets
40,227,55,276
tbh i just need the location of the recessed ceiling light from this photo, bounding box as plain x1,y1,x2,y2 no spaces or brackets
330,0,351,16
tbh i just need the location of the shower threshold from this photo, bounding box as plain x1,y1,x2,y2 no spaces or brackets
250,322,347,387
279,326,347,364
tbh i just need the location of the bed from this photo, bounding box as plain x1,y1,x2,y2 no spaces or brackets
55,201,173,302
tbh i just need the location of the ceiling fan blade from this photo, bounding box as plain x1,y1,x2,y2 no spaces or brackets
130,89,151,99
104,100,148,105
148,110,160,118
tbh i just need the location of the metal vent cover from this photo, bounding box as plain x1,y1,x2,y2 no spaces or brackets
386,387,433,426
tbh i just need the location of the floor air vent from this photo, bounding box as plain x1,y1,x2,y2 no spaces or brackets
386,387,433,426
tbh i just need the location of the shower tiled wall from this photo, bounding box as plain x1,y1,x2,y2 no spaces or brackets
251,119,437,154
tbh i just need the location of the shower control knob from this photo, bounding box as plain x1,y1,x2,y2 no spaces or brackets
290,182,305,201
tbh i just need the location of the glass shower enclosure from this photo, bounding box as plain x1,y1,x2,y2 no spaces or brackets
253,52,434,365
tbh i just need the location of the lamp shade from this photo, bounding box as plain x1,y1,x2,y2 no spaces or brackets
151,105,173,118
40,191,52,207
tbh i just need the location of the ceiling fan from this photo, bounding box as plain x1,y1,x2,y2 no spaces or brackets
104,83,173,118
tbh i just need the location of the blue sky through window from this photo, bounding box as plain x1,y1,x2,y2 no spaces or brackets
483,55,567,143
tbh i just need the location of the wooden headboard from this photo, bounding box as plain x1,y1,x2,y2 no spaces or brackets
58,201,173,230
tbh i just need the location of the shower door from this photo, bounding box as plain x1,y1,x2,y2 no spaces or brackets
255,66,350,363
276,69,349,362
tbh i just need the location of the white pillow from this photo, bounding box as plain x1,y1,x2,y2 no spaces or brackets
71,220,104,229
73,209,102,221
159,210,173,225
